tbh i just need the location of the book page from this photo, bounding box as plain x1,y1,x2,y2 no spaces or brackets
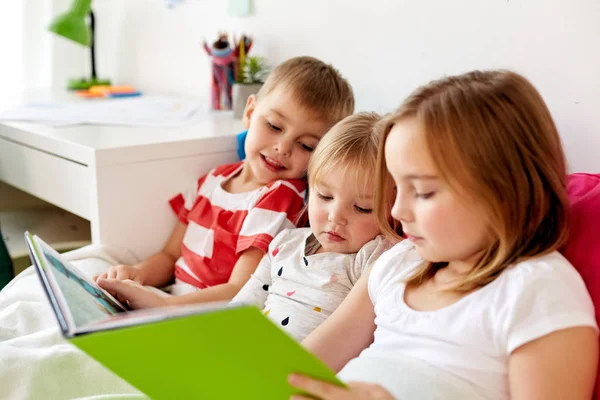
36,238,126,331
82,301,231,334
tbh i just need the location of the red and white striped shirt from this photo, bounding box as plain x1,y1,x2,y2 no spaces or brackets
169,162,307,289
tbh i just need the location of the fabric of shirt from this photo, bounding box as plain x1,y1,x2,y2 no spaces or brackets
339,354,487,400
231,228,392,341
339,240,598,399
169,162,307,289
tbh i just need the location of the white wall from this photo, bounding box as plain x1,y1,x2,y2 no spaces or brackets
0,0,90,95
95,0,598,172
0,2,25,92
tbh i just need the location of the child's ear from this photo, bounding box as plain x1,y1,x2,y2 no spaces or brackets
242,95,257,129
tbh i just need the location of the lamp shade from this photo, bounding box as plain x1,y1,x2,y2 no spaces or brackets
48,0,92,47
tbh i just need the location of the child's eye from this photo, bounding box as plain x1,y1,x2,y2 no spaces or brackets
416,192,435,199
317,193,332,201
355,206,373,214
298,142,314,152
267,121,282,132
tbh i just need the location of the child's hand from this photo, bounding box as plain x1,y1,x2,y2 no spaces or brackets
97,278,168,309
288,374,395,400
93,265,144,284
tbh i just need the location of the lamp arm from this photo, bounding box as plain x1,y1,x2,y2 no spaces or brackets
89,10,97,80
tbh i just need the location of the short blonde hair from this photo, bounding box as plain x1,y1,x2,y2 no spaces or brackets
375,70,569,292
308,112,381,187
308,113,396,230
258,56,355,127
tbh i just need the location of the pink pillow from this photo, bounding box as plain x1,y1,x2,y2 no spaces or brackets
560,173,600,397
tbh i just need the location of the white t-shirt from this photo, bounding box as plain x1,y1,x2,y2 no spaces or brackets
338,240,597,399
232,228,391,341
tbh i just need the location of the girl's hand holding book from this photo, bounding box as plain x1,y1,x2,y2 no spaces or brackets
288,374,394,400
97,278,168,310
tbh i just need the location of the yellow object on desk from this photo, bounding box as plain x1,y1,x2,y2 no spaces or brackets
77,85,142,99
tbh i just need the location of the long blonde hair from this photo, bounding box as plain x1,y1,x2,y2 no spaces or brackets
375,70,570,292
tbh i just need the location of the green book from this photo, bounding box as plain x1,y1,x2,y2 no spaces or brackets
25,232,343,399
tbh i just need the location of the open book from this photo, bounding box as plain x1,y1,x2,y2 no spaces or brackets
25,232,342,398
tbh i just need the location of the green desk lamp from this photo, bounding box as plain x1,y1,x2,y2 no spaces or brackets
48,0,110,90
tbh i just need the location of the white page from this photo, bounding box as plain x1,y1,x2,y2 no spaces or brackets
0,96,205,127
80,300,235,335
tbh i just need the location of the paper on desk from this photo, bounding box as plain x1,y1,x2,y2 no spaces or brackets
0,96,204,127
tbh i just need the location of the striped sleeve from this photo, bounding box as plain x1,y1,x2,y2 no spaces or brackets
236,180,307,254
169,174,208,224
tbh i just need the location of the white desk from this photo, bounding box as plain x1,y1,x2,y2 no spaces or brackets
0,91,244,259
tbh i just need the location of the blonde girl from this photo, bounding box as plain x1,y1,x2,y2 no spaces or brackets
288,70,598,400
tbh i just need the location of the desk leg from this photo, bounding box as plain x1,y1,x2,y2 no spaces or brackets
89,151,238,261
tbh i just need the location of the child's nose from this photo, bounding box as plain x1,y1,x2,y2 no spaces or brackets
274,139,292,156
392,194,413,223
327,205,347,225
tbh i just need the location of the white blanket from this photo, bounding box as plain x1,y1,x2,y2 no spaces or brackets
0,245,147,400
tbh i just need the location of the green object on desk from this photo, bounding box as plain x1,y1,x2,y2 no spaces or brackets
48,0,111,90
67,77,111,91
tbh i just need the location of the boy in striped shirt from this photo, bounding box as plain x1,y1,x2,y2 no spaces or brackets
95,57,355,309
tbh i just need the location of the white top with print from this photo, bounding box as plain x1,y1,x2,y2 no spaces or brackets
232,228,392,341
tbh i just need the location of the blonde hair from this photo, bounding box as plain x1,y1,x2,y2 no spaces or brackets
257,56,355,127
308,112,396,220
309,112,380,187
375,70,569,292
